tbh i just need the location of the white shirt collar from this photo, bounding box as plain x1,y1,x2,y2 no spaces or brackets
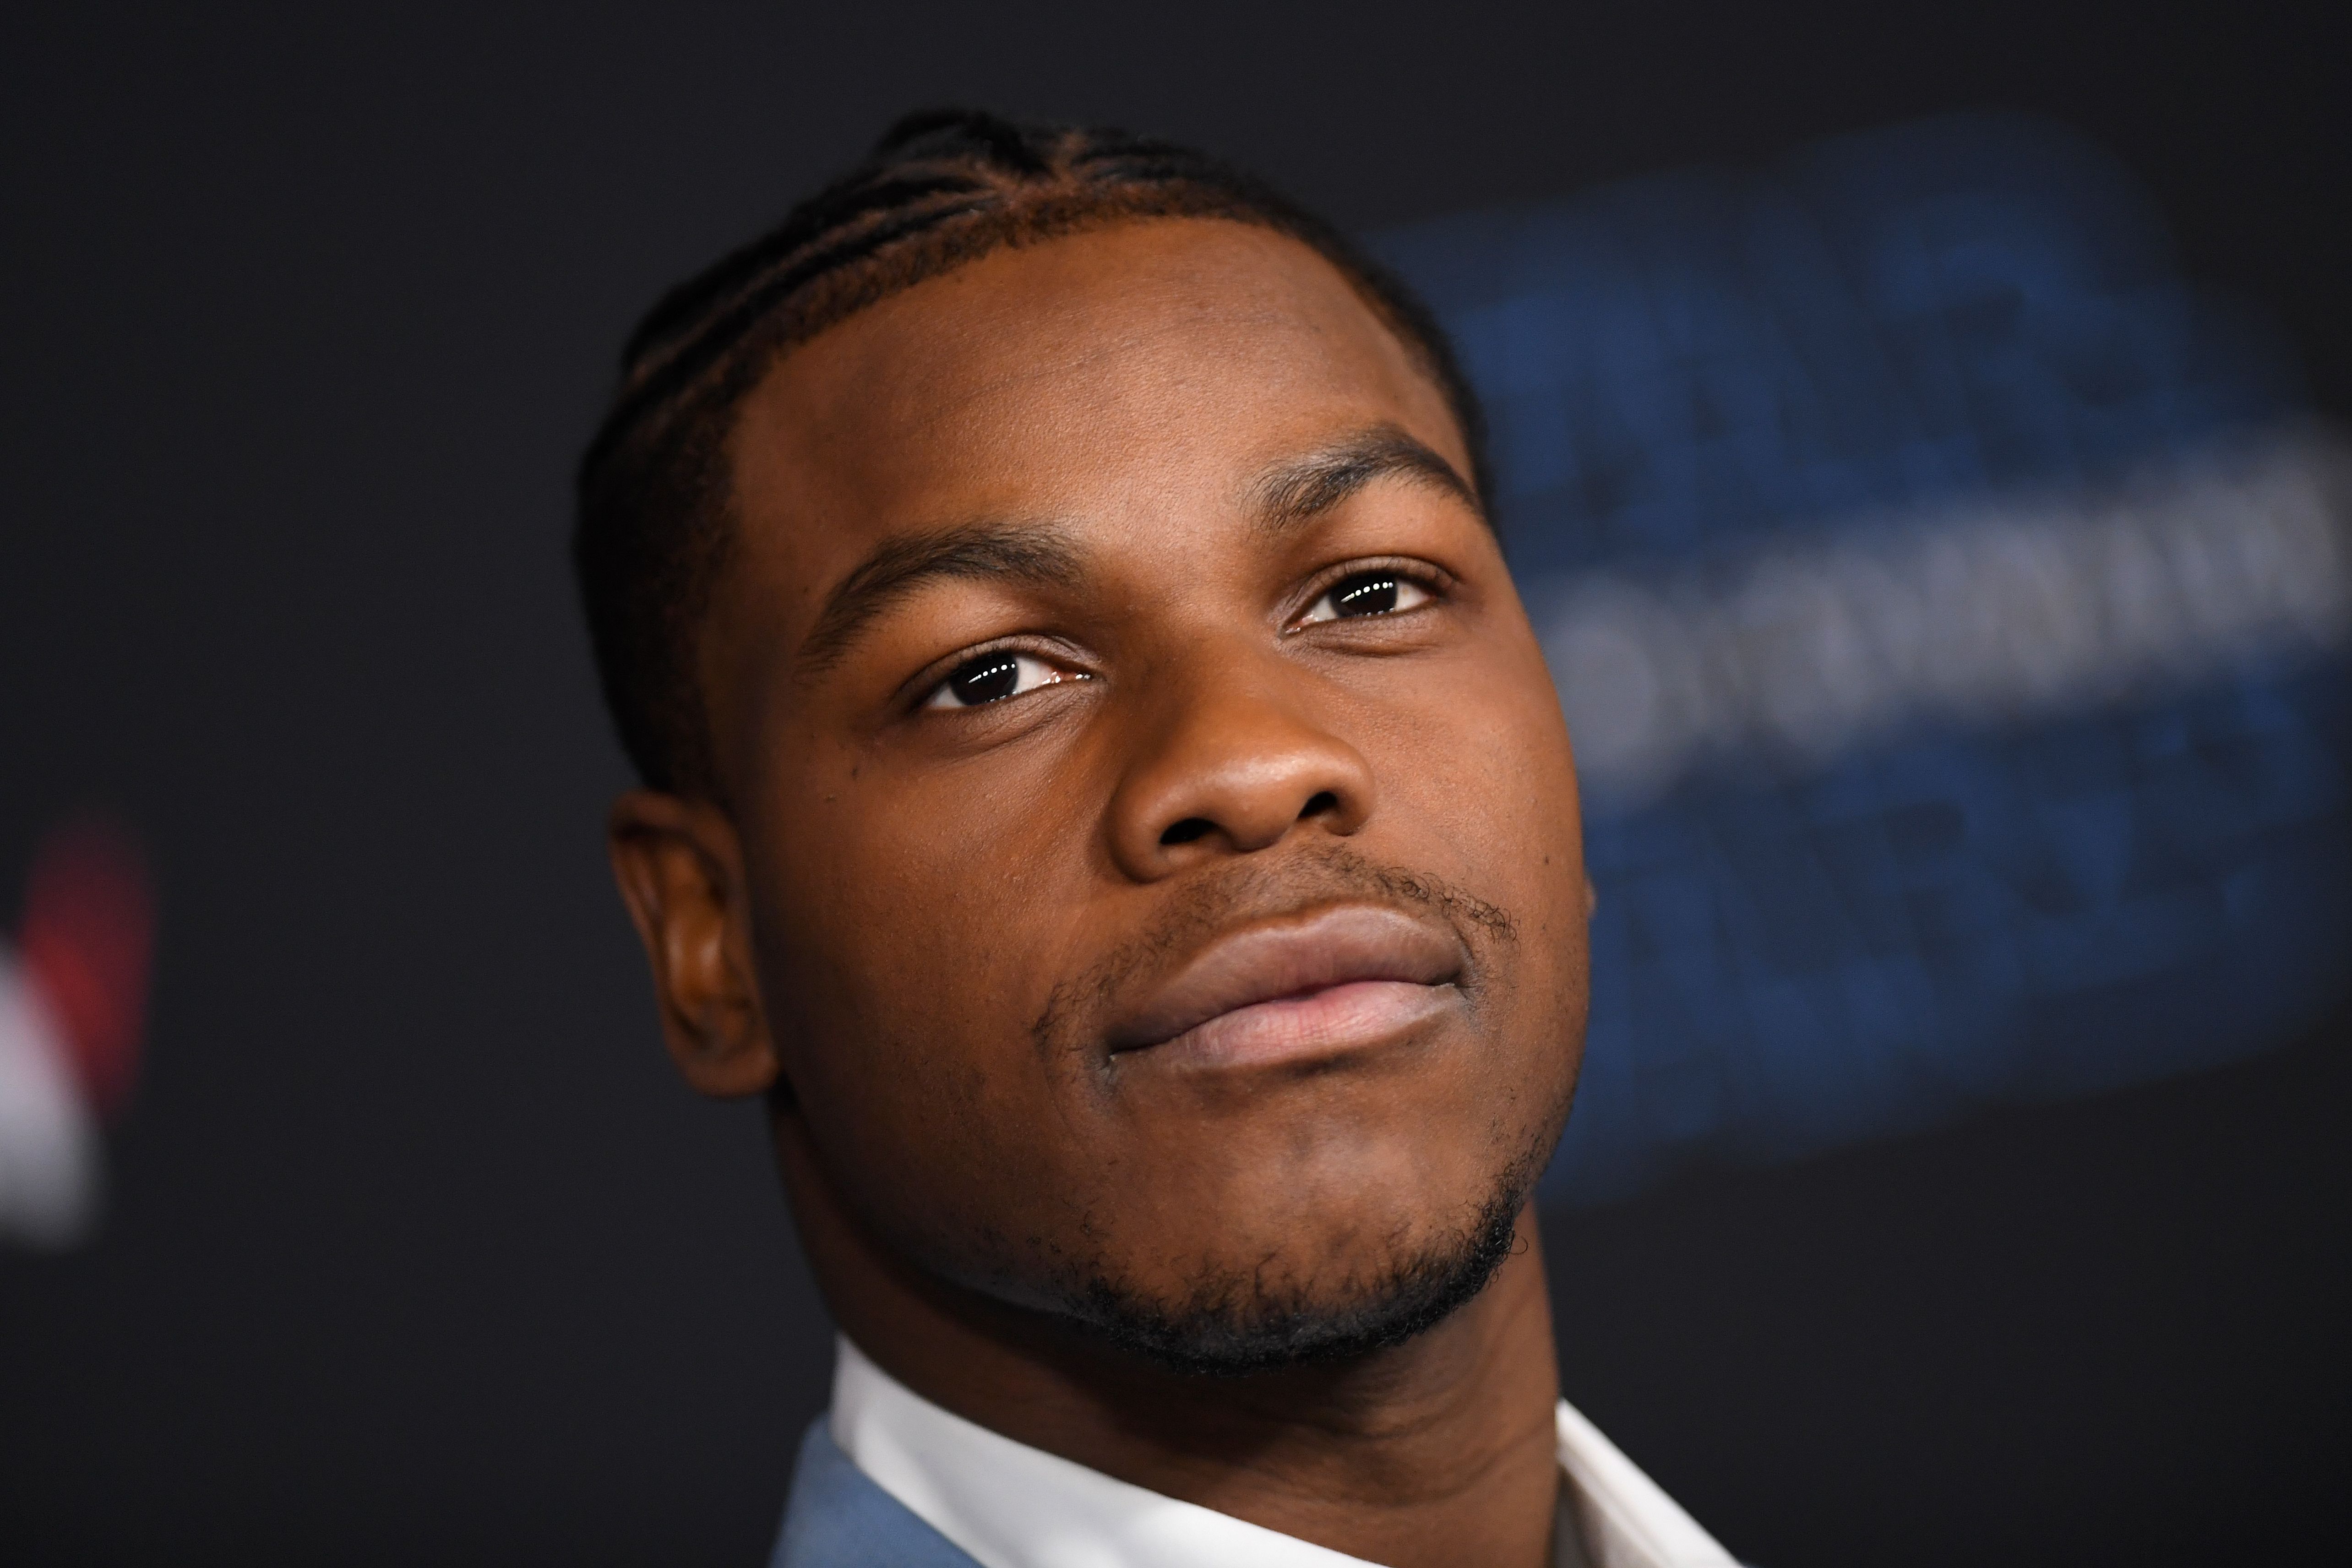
830,1334,1737,1568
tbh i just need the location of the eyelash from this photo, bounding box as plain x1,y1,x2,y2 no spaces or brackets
1288,559,1451,632
917,639,1092,711
914,559,1453,713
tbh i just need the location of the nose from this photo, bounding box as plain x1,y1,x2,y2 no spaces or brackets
1105,653,1376,881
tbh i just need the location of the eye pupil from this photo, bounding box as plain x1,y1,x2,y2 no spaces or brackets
1334,575,1401,616
948,654,1021,705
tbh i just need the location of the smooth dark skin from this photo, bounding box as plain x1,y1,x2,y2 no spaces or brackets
608,219,1590,1568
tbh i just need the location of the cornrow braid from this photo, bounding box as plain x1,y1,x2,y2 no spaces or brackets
574,108,1488,798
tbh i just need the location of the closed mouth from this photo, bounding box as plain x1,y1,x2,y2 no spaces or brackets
1108,902,1464,1067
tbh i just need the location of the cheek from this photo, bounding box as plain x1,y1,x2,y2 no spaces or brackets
1383,641,1583,891
1371,641,1588,1045
746,757,1107,1229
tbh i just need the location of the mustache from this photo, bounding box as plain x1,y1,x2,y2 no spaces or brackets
1030,841,1518,1061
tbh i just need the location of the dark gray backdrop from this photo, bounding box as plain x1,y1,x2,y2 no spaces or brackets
3,3,2346,1563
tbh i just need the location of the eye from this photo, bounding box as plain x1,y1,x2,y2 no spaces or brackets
922,650,1087,709
1296,570,1435,626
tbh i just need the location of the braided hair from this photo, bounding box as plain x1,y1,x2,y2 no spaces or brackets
575,108,1487,798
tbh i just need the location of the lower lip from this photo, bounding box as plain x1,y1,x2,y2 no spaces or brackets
1137,980,1459,1071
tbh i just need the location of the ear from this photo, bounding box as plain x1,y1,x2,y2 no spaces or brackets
606,789,779,1099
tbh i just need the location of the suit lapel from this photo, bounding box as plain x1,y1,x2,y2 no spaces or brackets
771,1419,988,1568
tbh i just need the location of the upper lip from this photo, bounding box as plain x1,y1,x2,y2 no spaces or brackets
1107,903,1463,1054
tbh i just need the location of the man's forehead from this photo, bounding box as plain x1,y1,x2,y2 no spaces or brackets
724,218,1459,548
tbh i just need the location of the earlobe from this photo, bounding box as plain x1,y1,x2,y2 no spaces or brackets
606,790,781,1099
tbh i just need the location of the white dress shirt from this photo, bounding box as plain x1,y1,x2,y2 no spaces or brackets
831,1334,1737,1568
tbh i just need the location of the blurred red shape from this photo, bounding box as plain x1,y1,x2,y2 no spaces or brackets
16,817,154,1120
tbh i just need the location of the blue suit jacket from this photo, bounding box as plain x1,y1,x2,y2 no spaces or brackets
770,1418,985,1568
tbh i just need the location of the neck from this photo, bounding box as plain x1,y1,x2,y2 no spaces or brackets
774,1112,1564,1568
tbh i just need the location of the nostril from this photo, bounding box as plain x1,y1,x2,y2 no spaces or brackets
1299,791,1339,821
1160,817,1214,847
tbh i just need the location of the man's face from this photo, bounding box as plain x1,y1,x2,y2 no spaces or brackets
704,219,1587,1366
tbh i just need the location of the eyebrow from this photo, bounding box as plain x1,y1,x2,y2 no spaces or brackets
793,428,1480,677
1248,425,1483,535
795,521,1084,676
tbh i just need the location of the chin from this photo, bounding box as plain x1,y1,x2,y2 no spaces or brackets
1035,1119,1549,1376
1065,1177,1530,1376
